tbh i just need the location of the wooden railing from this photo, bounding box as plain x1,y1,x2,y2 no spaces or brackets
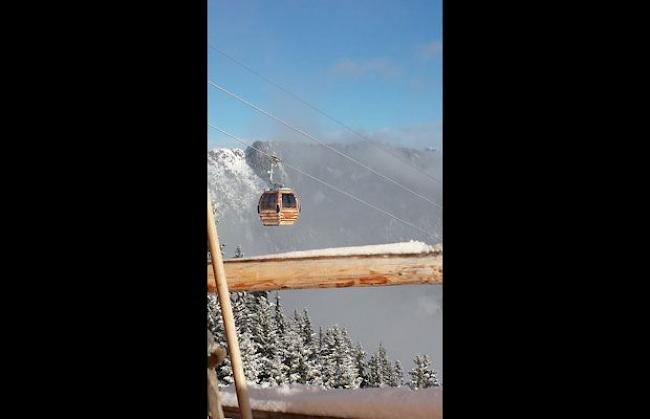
222,406,345,419
208,251,442,293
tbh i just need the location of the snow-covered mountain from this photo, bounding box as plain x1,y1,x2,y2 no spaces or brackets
208,140,442,257
208,148,268,225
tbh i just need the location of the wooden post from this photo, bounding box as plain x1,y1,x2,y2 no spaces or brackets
208,193,253,419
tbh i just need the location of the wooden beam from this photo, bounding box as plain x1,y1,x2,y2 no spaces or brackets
222,406,346,419
208,251,442,293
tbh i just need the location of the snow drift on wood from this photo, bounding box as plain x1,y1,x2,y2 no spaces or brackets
220,383,442,419
228,240,442,261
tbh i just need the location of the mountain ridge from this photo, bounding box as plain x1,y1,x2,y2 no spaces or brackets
208,140,442,257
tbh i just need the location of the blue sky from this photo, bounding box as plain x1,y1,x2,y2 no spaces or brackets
208,0,442,150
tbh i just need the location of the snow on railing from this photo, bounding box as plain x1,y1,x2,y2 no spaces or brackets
220,383,442,419
228,241,442,262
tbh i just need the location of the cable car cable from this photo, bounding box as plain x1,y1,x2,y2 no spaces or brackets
208,80,442,210
209,124,440,242
208,45,442,184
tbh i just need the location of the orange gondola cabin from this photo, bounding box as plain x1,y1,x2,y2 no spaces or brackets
257,187,301,226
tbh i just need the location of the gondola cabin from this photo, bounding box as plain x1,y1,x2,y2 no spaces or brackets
257,188,301,226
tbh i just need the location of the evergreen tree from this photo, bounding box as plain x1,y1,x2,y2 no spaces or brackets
268,293,289,383
353,343,368,388
284,311,302,383
235,291,287,385
367,343,393,387
334,328,360,389
367,352,380,387
300,309,322,385
285,319,309,384
317,326,359,389
207,286,419,389
319,326,339,388
273,293,287,339
432,369,440,387
292,310,303,330
316,325,324,382
408,354,440,389
268,354,287,386
230,292,263,383
390,360,404,387
252,292,276,383
301,309,314,346
238,293,264,334
318,326,323,354
238,329,261,382
378,344,392,385
282,310,320,384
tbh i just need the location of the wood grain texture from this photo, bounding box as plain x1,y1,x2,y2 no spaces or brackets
208,252,442,293
208,195,253,419
222,406,347,419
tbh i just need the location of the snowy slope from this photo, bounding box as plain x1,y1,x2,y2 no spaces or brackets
221,384,442,419
208,148,268,225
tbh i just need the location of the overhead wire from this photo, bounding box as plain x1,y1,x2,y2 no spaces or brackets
208,44,442,184
209,124,440,242
208,80,441,210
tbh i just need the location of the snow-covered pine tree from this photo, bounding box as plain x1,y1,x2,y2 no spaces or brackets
231,292,262,383
431,370,440,387
300,309,314,345
353,342,368,388
422,355,440,387
315,325,324,383
300,309,322,385
251,292,276,384
272,292,289,383
366,351,379,387
378,344,392,386
409,355,424,390
290,310,320,385
408,354,440,389
318,326,323,354
384,361,395,387
238,328,261,382
273,293,287,339
284,311,302,383
232,292,256,336
390,360,404,387
246,291,296,386
207,287,413,389
367,343,392,387
319,326,339,388
292,309,303,330
285,313,309,384
267,354,287,386
318,326,359,389
334,328,361,389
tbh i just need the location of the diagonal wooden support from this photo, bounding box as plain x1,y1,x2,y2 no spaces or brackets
208,193,253,419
